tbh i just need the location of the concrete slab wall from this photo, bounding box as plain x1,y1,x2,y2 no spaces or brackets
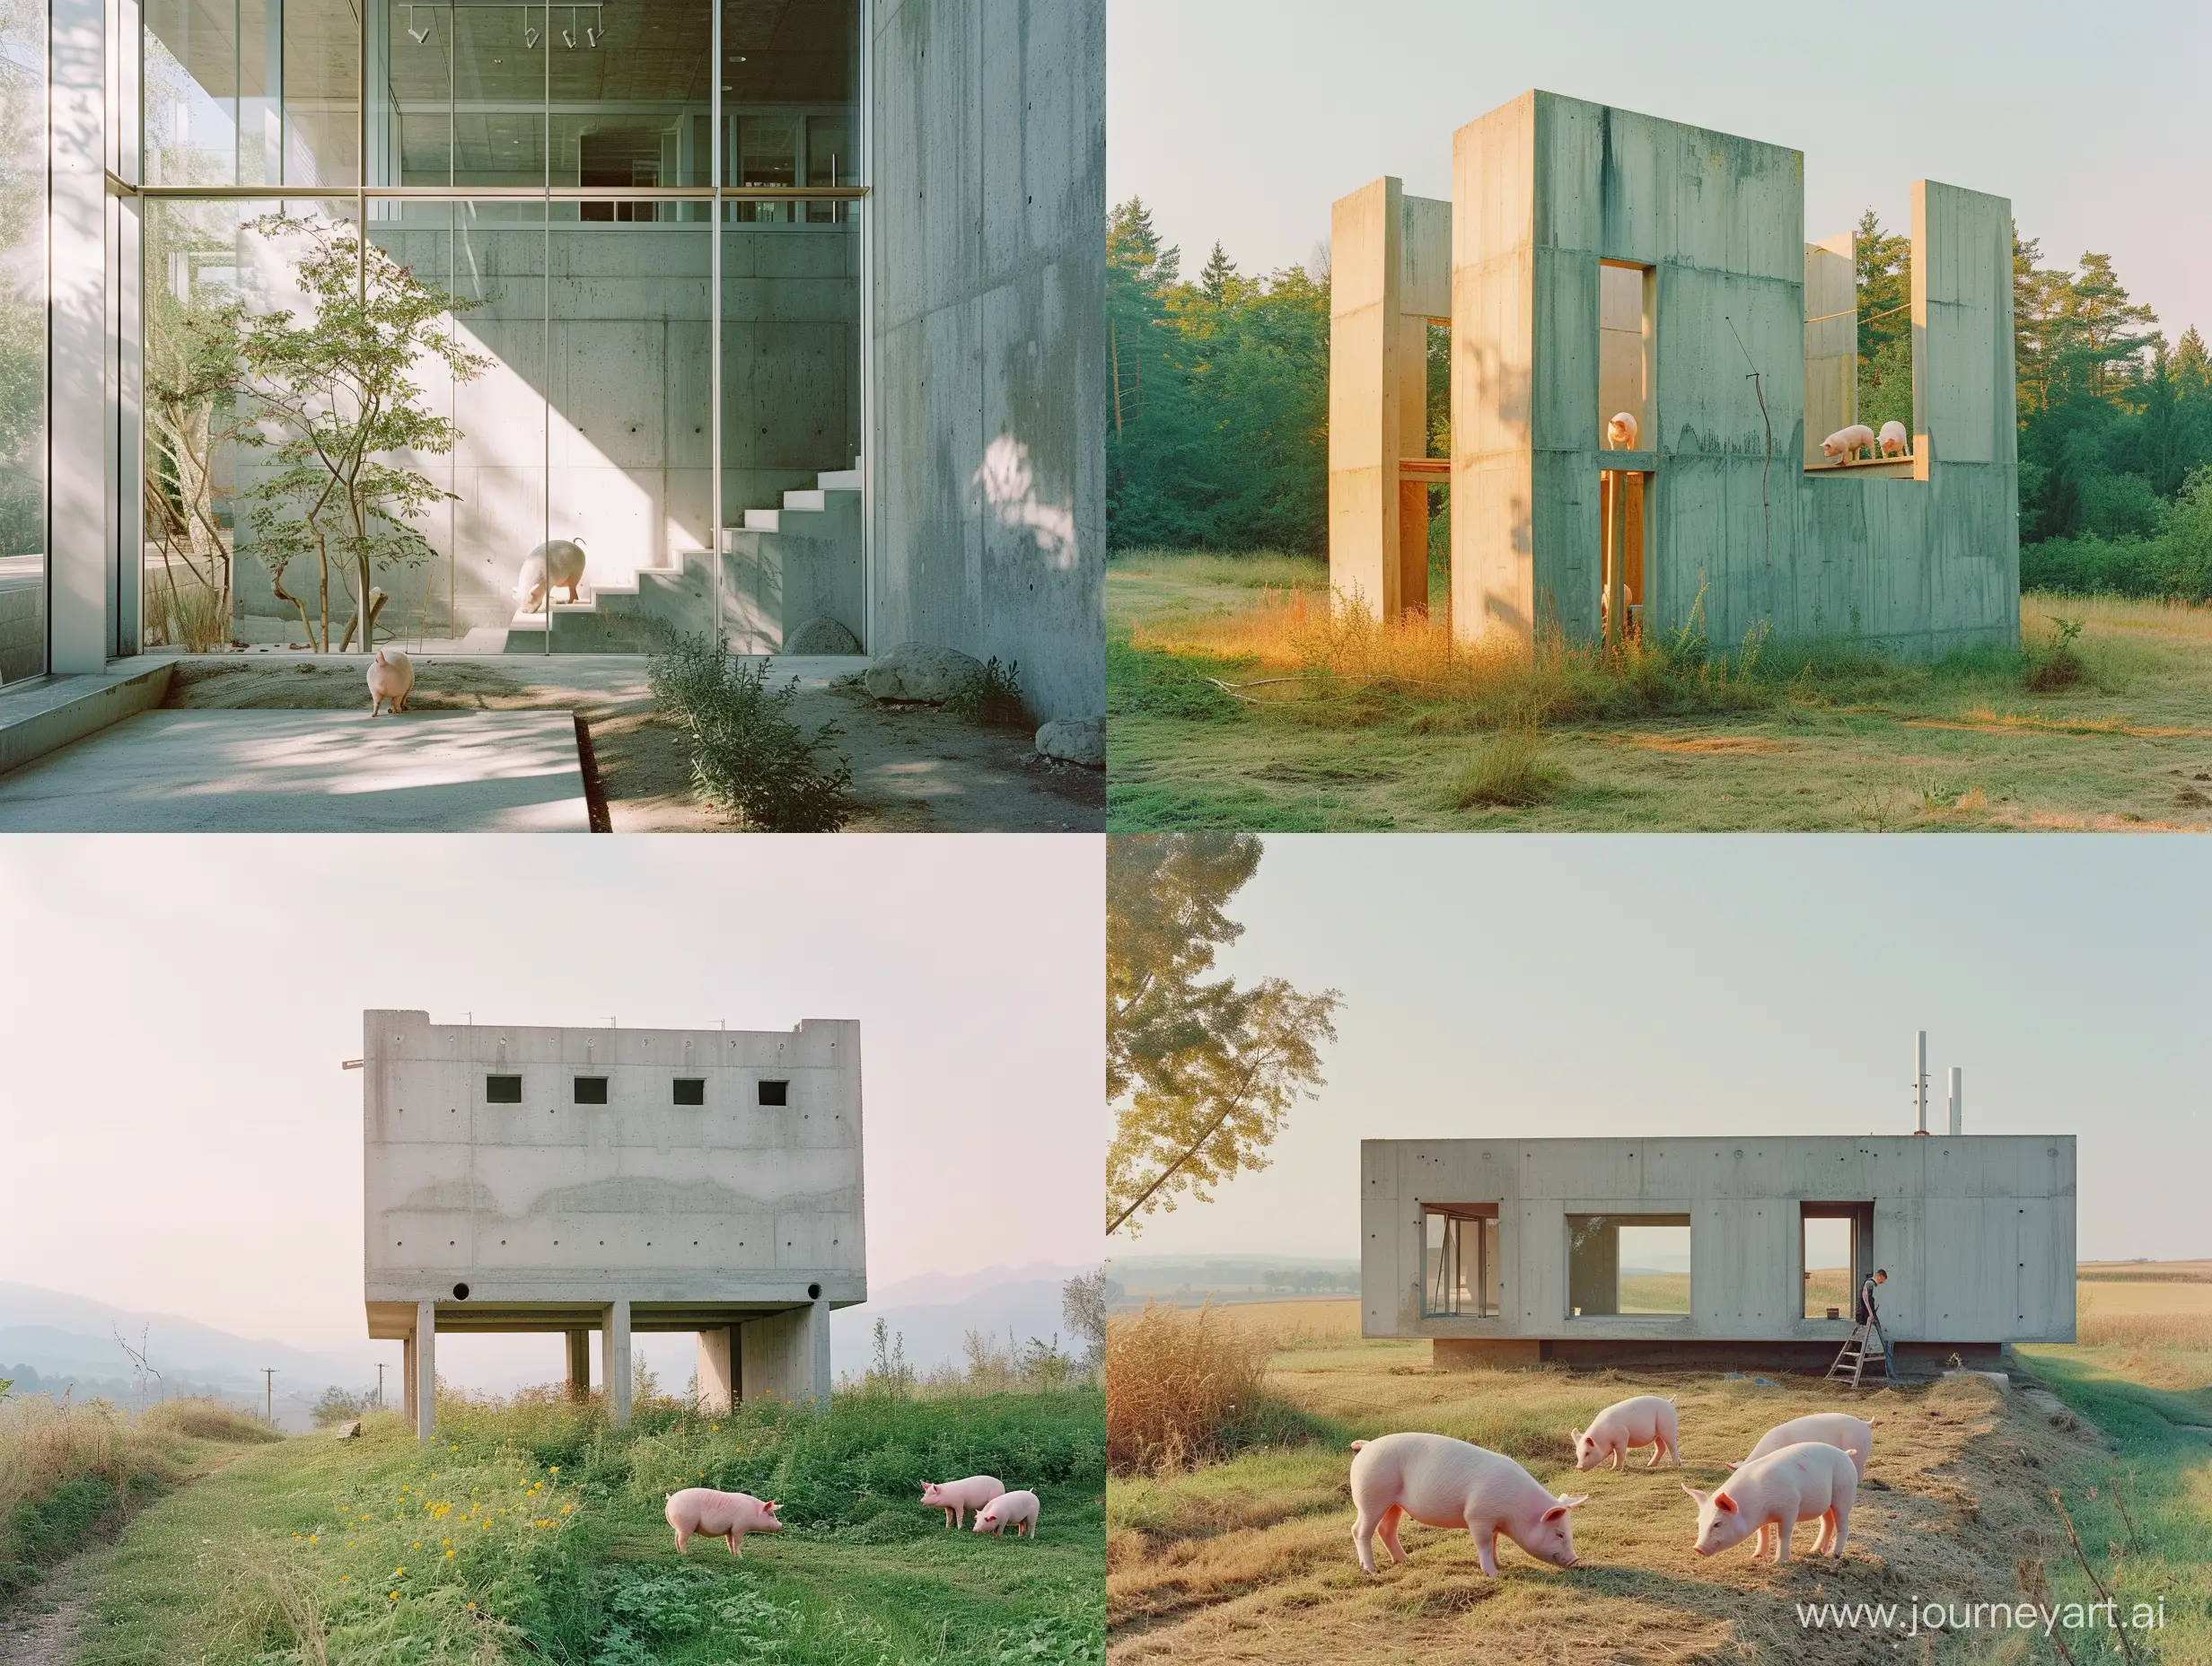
1363,1135,2076,1348
868,0,1104,722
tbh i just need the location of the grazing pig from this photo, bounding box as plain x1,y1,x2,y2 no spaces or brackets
1878,420,1909,458
1730,1413,1874,1481
1682,1441,1856,1565
1607,410,1639,450
1570,1395,1681,1470
1821,424,1877,463
972,1489,1040,1539
1348,1433,1588,1578
920,1474,1005,1530
366,647,414,715
515,538,588,612
663,1487,783,1556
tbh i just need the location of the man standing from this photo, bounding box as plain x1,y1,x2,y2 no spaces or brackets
1856,1267,1888,1328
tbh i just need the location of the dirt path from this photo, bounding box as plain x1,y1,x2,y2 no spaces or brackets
0,1569,85,1666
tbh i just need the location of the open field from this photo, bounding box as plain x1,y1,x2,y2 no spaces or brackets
1106,550,2212,831
7,1388,1104,1665
1107,1276,2212,1662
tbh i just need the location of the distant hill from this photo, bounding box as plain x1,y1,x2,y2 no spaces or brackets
830,1263,1095,1377
1106,1253,1360,1309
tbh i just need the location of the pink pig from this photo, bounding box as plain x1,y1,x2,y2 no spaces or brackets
1730,1412,1874,1481
1683,1441,1856,1564
972,1489,1040,1538
1570,1395,1681,1470
920,1474,1005,1529
1349,1433,1588,1578
1878,420,1909,458
663,1486,783,1556
1821,424,1877,462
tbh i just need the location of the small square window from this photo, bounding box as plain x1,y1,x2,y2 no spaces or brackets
485,1074,522,1103
758,1079,789,1107
673,1078,705,1106
574,1076,609,1105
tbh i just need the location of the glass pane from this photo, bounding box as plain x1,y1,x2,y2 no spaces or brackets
0,0,42,683
281,0,361,186
145,0,240,186
552,0,710,215
1481,1217,1501,1316
452,4,545,188
383,0,455,186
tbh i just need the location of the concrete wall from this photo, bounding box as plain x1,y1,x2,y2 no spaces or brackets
1449,92,2017,660
1362,1135,2076,1349
868,0,1105,722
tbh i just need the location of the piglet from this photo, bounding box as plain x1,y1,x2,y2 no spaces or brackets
1730,1412,1874,1481
664,1486,783,1556
972,1489,1040,1539
1607,410,1640,450
1349,1433,1588,1577
1571,1394,1680,1470
920,1474,1005,1529
1821,424,1877,462
1877,420,1909,458
1683,1440,1856,1564
366,647,414,716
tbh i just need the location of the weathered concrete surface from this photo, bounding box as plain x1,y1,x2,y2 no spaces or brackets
870,0,1105,723
0,708,588,830
0,658,175,777
1363,1135,2076,1350
364,1011,863,1421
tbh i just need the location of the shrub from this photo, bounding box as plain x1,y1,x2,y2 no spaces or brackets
1105,1302,1272,1475
1443,722,1566,809
2023,615,2088,692
647,635,855,831
145,1397,284,1442
945,655,1031,728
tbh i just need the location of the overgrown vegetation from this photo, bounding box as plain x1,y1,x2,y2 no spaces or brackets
944,655,1031,729
1440,721,1566,810
649,635,856,831
67,1386,1103,1666
0,1394,275,1601
1103,1304,1275,1476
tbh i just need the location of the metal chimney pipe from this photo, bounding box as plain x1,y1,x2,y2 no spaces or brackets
1913,1031,1929,1134
1947,1066,1962,1136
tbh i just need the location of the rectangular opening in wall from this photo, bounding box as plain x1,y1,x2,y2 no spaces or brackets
1420,1204,1500,1318
1801,1202,1874,1320
758,1079,789,1107
574,1076,609,1105
1566,1213,1690,1318
1596,261,1654,452
672,1077,706,1106
1804,224,1915,473
485,1074,522,1103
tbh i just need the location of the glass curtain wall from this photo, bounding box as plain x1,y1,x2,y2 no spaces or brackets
137,0,857,656
0,0,47,685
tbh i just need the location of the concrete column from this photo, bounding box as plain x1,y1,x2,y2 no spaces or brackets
565,1329,592,1401
414,1300,435,1441
402,1334,418,1424
49,0,110,671
696,1327,734,1414
807,1295,831,1404
602,1300,632,1427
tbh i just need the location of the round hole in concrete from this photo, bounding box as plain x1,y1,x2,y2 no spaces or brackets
452,1282,470,1300
808,1283,821,1300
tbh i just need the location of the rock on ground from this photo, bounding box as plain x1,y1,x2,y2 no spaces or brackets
862,641,985,703
783,616,864,656
1034,716,1104,768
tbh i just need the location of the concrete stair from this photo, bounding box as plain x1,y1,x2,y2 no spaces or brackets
505,462,865,654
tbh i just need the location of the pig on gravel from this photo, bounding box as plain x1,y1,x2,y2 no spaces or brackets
1607,410,1640,450
1728,1413,1874,1481
366,647,414,715
1348,1433,1588,1578
1683,1441,1857,1565
972,1489,1040,1539
664,1487,783,1556
1571,1395,1681,1470
1878,420,1910,458
920,1475,1005,1530
1821,424,1877,462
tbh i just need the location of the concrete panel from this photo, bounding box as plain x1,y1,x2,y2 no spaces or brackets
1804,235,1856,466
1329,178,1401,618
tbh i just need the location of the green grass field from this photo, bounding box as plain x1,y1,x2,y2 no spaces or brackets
1106,550,2212,831
39,1388,1104,1665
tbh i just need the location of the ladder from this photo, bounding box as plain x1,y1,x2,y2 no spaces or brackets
1825,1318,1895,1388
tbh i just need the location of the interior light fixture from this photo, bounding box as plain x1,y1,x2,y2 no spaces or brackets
404,2,434,44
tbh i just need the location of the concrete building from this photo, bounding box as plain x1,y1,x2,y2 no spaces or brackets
1360,1133,2075,1372
362,1010,865,1438
5,0,1102,723
1330,91,2018,661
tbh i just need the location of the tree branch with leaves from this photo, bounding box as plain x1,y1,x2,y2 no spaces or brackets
1107,833,1341,1236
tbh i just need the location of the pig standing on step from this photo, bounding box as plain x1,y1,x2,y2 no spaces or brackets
664,1487,783,1556
1682,1441,1856,1564
1821,424,1877,462
972,1490,1040,1539
1571,1395,1681,1469
1730,1412,1874,1483
920,1474,1005,1530
1349,1433,1589,1577
1878,420,1910,458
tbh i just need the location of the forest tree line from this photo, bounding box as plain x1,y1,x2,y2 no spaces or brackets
1105,196,2212,600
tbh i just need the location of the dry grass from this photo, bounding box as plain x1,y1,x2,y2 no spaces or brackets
142,1399,285,1443
1439,723,1566,808
1107,1303,1275,1477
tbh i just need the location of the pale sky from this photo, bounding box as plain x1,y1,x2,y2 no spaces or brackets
1110,0,2210,343
0,836,1104,1385
1119,836,2211,1267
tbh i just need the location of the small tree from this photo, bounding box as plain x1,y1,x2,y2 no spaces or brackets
312,1384,373,1427
1062,1268,1106,1375
144,267,249,642
236,214,490,652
